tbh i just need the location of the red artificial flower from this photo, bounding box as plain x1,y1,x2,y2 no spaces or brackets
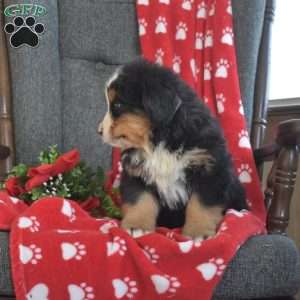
5,176,25,196
80,196,101,212
25,149,80,191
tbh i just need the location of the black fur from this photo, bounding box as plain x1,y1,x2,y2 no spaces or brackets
109,58,247,228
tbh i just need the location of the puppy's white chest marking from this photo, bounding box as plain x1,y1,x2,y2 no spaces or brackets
143,144,188,209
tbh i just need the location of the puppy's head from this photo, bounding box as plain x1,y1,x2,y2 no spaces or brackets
98,59,182,152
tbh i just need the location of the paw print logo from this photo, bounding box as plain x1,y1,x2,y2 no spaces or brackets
239,99,245,115
172,55,182,74
4,16,45,48
196,258,226,280
175,22,188,40
137,0,149,5
204,62,212,81
68,283,95,300
19,244,42,265
182,0,193,11
215,59,230,78
221,27,234,45
159,0,170,4
151,274,181,295
112,277,138,299
138,18,147,36
10,196,20,204
216,93,226,114
143,246,160,263
204,30,213,48
209,2,216,16
155,48,164,65
61,242,87,261
107,236,127,256
99,220,118,234
155,16,167,34
227,1,233,15
238,164,253,183
197,2,207,19
195,32,204,50
18,216,40,232
238,129,251,149
190,58,200,79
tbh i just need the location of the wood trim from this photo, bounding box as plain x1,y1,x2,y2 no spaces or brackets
251,0,276,149
0,0,15,179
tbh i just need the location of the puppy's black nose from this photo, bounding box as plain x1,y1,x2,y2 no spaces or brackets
98,123,103,136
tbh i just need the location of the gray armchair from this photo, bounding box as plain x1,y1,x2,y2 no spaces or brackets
0,0,300,299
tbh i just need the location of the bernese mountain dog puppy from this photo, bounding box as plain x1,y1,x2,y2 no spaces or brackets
98,58,247,238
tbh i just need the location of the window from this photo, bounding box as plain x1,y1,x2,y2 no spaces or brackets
269,0,300,102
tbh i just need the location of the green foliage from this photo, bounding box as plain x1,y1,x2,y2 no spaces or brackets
1,145,122,219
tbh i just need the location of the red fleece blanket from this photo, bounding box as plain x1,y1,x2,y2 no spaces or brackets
0,191,265,299
0,1,268,299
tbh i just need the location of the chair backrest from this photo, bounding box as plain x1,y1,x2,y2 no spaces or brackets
0,0,273,179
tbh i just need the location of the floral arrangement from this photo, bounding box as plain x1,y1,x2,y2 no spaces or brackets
0,145,122,219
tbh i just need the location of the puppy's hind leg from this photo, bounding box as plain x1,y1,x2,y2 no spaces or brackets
182,194,224,239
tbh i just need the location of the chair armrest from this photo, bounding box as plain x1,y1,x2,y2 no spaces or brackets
0,145,10,160
265,119,300,234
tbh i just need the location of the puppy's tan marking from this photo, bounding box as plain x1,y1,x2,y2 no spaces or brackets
112,113,152,151
121,193,159,232
107,87,117,103
182,194,223,238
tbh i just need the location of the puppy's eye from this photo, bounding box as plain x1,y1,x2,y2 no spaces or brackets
112,102,122,110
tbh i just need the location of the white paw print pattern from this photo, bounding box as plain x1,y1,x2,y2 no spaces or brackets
143,246,159,263
238,129,251,149
204,30,213,48
190,58,200,79
151,274,181,295
227,1,232,15
215,59,230,78
61,199,76,222
26,283,49,300
197,2,207,19
216,93,226,113
155,16,167,34
196,258,226,280
68,283,95,300
137,0,149,5
227,209,249,218
99,220,118,234
246,198,253,208
159,0,170,4
166,231,175,240
138,18,147,36
195,32,204,50
61,242,87,261
19,244,42,265
238,164,253,183
18,216,40,232
172,55,182,73
112,277,138,299
209,2,215,16
10,196,20,204
219,222,228,232
107,236,127,256
203,97,209,104
178,237,203,253
221,27,234,45
203,62,212,81
175,22,188,40
182,0,193,10
155,48,164,65
239,100,245,115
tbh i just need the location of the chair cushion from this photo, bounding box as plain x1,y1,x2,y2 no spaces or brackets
1,232,299,298
58,0,140,64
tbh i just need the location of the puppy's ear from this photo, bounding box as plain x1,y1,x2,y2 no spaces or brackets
142,84,182,127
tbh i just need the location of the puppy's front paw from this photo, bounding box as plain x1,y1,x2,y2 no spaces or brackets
121,219,154,238
182,223,217,240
